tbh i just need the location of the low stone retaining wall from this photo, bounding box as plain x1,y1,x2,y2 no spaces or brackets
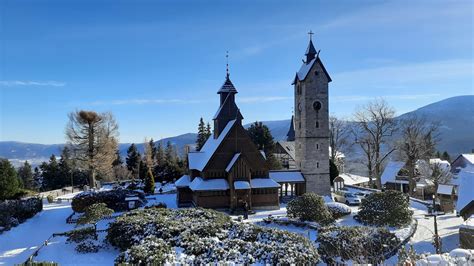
460,227,474,249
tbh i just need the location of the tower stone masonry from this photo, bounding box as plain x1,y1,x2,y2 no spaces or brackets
294,36,332,196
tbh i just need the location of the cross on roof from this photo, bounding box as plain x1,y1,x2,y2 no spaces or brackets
308,30,314,40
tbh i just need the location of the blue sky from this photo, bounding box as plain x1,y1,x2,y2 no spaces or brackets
0,0,473,144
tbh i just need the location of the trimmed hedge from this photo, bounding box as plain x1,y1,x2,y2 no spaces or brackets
0,198,43,232
326,202,352,219
108,208,320,264
71,189,146,213
358,190,413,227
287,192,334,225
318,226,400,264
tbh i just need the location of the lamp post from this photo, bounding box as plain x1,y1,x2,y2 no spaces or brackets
425,194,442,254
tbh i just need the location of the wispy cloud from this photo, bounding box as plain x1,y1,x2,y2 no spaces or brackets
87,96,292,106
0,80,66,87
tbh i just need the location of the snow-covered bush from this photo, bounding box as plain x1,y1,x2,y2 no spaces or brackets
108,208,320,264
0,198,42,231
317,225,400,264
71,189,145,213
357,190,413,227
115,236,174,264
326,202,352,219
75,240,102,253
287,192,334,225
145,202,167,209
65,226,96,243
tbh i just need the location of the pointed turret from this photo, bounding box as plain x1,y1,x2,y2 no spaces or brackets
305,39,317,63
286,115,295,141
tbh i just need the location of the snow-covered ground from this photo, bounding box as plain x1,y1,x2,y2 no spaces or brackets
0,189,466,265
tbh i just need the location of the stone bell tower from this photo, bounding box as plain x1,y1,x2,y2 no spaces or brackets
293,32,331,195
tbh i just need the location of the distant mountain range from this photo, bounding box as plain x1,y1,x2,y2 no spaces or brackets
1,95,473,167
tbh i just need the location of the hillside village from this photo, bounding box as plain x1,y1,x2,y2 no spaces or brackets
1,31,474,265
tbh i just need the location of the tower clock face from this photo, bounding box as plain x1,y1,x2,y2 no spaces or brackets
313,101,322,111
298,102,302,112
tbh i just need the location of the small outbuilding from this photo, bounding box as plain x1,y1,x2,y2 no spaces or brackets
436,184,456,213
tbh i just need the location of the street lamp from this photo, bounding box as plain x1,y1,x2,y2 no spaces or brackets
425,194,443,254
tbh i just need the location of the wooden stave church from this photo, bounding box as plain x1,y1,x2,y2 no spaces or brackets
176,36,330,210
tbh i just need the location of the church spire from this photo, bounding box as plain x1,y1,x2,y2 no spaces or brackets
305,30,317,63
218,51,237,95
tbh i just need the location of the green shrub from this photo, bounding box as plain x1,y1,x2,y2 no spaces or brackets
317,226,400,264
65,226,96,243
71,189,145,213
357,190,413,227
46,195,54,203
77,203,114,225
326,202,352,219
115,236,174,264
75,240,101,253
287,193,334,225
0,198,42,230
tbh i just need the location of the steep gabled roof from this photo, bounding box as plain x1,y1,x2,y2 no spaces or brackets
381,161,406,185
188,120,237,171
286,116,295,141
293,56,332,84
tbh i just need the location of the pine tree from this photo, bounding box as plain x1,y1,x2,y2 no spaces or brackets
33,166,42,190
126,144,141,180
247,121,281,170
196,118,207,151
138,160,148,181
41,155,62,190
0,159,20,200
154,142,166,182
112,149,123,167
59,146,74,188
149,138,157,163
144,168,155,194
18,160,34,190
205,123,212,140
441,151,451,162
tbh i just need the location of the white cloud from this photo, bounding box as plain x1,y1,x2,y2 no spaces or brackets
0,80,66,87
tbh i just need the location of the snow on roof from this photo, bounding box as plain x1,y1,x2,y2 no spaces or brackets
269,171,305,183
260,150,266,160
188,120,237,171
296,58,316,81
189,177,229,191
338,173,370,185
277,141,296,160
460,216,474,230
430,158,451,170
381,161,406,185
437,184,454,195
125,196,140,201
234,181,250,190
225,153,241,172
250,178,280,188
175,175,191,188
462,154,474,165
456,166,474,213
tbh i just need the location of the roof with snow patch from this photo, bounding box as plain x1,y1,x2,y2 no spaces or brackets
188,120,237,171
381,161,406,185
234,181,250,190
225,153,241,172
189,177,229,191
339,173,370,185
269,171,305,183
437,184,454,195
456,166,474,213
250,178,280,188
175,175,191,188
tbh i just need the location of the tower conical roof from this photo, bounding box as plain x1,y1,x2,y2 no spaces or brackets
217,74,238,94
305,39,317,63
286,115,295,141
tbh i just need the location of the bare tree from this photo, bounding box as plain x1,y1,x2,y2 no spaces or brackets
352,99,397,188
329,115,350,171
397,114,440,195
66,110,119,187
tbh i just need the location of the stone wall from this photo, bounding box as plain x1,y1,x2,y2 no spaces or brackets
459,227,474,249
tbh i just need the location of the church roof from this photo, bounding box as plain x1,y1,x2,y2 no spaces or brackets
286,116,295,141
217,75,238,94
188,119,237,171
269,171,305,183
189,177,229,191
276,141,296,161
225,153,241,172
305,39,317,57
213,92,243,120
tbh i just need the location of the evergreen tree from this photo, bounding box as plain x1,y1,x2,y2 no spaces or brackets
196,118,207,151
18,160,34,190
0,158,20,200
126,144,141,180
435,151,442,159
59,146,74,188
441,151,451,162
205,123,212,140
329,159,340,185
247,121,281,170
149,138,157,163
41,155,62,190
138,160,148,181
144,168,155,194
154,142,166,182
112,149,123,167
33,166,42,190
